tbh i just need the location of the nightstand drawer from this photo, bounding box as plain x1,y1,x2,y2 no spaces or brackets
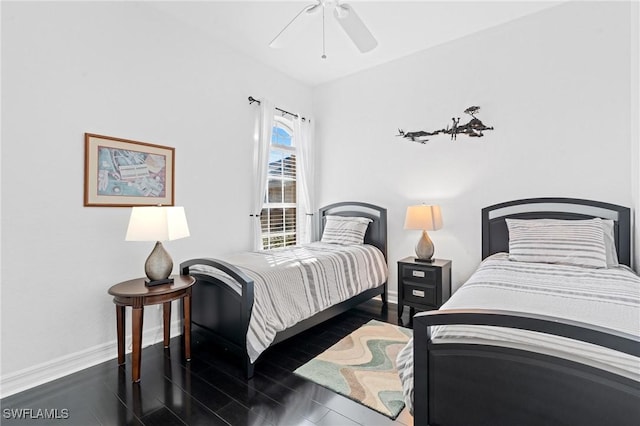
397,257,451,322
401,266,437,284
404,283,437,306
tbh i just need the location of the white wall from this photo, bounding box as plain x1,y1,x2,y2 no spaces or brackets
1,1,311,395
313,1,638,297
632,0,640,270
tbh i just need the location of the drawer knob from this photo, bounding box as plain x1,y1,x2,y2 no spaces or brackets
412,270,425,278
412,289,425,298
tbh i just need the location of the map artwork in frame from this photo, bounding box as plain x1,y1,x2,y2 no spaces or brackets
84,133,175,207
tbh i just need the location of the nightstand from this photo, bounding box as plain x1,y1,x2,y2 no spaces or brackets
397,257,451,322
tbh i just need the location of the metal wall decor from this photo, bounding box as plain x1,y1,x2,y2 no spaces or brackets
397,106,494,144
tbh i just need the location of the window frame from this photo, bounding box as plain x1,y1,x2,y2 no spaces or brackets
261,116,298,249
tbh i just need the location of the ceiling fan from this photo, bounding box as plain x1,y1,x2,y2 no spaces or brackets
269,0,378,59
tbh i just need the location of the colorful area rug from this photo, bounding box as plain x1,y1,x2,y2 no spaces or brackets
294,319,412,419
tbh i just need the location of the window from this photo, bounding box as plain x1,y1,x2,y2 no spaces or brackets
260,117,297,249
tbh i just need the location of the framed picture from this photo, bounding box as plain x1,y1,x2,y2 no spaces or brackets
84,133,175,207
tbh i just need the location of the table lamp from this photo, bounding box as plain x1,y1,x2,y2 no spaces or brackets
125,206,190,286
404,204,443,262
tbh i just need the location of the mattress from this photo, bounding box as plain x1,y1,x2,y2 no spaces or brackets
190,242,388,362
397,253,640,414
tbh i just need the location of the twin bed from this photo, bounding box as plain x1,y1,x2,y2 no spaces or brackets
399,197,639,425
180,201,388,378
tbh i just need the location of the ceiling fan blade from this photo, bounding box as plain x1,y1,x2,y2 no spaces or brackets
269,3,320,49
333,3,377,53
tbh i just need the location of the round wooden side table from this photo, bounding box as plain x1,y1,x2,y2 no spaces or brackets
108,274,195,382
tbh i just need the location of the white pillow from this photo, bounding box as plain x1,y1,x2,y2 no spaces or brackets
601,219,619,267
321,216,372,245
506,218,607,269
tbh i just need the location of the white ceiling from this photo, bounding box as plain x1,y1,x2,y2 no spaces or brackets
151,1,563,87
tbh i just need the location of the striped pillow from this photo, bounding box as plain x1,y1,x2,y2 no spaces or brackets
602,219,619,267
506,218,607,268
321,216,372,245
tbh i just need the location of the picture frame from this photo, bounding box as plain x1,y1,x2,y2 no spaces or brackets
84,133,175,207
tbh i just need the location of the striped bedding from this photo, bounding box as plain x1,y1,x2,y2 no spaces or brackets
506,218,608,268
191,242,388,363
397,253,640,414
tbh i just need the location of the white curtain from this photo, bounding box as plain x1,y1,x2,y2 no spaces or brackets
294,115,315,244
252,99,275,250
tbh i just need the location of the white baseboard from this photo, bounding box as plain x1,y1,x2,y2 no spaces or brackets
0,320,183,398
387,289,398,305
1,292,399,398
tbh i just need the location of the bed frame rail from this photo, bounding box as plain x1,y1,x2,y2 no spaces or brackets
415,309,640,356
413,310,640,425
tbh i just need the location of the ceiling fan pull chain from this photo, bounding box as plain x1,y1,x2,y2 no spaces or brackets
321,2,327,59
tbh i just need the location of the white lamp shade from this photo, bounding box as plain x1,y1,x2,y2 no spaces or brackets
404,205,443,231
125,206,190,242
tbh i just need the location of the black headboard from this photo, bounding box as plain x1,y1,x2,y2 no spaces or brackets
482,197,631,267
318,201,387,259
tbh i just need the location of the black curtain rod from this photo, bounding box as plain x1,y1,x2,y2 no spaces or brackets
248,96,307,122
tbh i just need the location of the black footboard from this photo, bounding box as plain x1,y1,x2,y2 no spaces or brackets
413,310,640,426
180,258,256,377
181,258,387,379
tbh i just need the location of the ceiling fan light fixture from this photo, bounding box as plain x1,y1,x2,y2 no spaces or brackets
333,3,378,53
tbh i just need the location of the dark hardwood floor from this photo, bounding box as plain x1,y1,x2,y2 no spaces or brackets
1,300,414,426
